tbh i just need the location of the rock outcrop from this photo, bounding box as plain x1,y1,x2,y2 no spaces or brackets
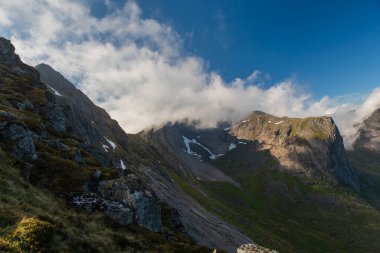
98,174,162,232
237,244,278,253
0,112,37,161
231,111,360,191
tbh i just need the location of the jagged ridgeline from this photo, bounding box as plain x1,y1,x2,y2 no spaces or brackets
1,36,380,253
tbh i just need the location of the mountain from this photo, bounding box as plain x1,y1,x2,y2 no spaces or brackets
2,36,380,253
230,111,360,191
36,63,253,252
347,107,380,209
0,37,215,252
35,63,128,168
139,113,380,252
354,107,380,152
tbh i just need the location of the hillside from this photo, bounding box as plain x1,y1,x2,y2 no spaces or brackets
140,114,380,252
0,37,213,252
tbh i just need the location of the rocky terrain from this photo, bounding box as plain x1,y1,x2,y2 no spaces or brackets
140,113,380,252
230,111,360,191
36,62,255,252
0,37,216,252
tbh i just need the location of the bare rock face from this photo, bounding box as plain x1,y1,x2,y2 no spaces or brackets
36,63,129,168
0,113,37,161
98,174,162,232
355,107,380,152
237,244,278,253
0,38,41,86
231,111,360,191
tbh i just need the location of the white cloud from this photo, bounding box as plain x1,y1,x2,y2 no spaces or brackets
0,0,379,148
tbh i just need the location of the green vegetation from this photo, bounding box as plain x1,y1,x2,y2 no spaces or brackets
0,150,213,253
347,148,380,209
170,147,380,253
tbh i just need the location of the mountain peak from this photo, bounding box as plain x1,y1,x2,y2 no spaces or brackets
232,112,360,191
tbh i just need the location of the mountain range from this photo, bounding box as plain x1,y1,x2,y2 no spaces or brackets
1,37,380,253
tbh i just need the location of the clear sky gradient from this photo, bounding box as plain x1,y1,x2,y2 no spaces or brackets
93,0,380,99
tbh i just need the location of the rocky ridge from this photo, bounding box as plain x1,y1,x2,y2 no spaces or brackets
231,111,360,191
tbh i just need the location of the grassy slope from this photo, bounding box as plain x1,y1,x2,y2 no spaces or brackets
168,145,380,253
347,148,380,209
0,149,214,253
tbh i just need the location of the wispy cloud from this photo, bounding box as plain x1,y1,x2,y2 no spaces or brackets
0,0,379,148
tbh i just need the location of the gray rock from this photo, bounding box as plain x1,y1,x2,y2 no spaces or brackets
105,202,134,226
73,150,85,165
66,192,134,226
17,100,34,110
237,244,278,253
44,103,70,133
98,175,162,232
8,124,37,161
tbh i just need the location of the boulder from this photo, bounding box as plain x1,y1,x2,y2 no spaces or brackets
98,174,162,232
237,244,278,253
6,124,37,161
17,100,34,111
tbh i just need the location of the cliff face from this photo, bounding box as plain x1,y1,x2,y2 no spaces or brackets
231,111,360,191
355,107,380,152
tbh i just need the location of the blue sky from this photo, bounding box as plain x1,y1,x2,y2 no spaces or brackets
2,0,380,136
92,0,380,98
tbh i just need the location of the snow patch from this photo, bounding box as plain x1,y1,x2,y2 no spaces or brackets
229,143,237,151
275,121,284,125
46,84,63,96
238,141,247,145
120,160,126,170
224,127,230,131
268,121,272,123
182,135,224,160
102,144,110,152
91,120,95,124
104,137,117,149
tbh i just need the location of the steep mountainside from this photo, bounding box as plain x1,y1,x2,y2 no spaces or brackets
140,113,380,252
348,107,380,208
35,64,255,252
0,37,214,252
36,63,128,168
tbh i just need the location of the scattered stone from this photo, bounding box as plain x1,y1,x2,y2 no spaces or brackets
17,100,34,110
46,140,70,150
237,244,278,253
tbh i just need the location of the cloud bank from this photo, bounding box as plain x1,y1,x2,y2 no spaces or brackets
0,0,379,148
